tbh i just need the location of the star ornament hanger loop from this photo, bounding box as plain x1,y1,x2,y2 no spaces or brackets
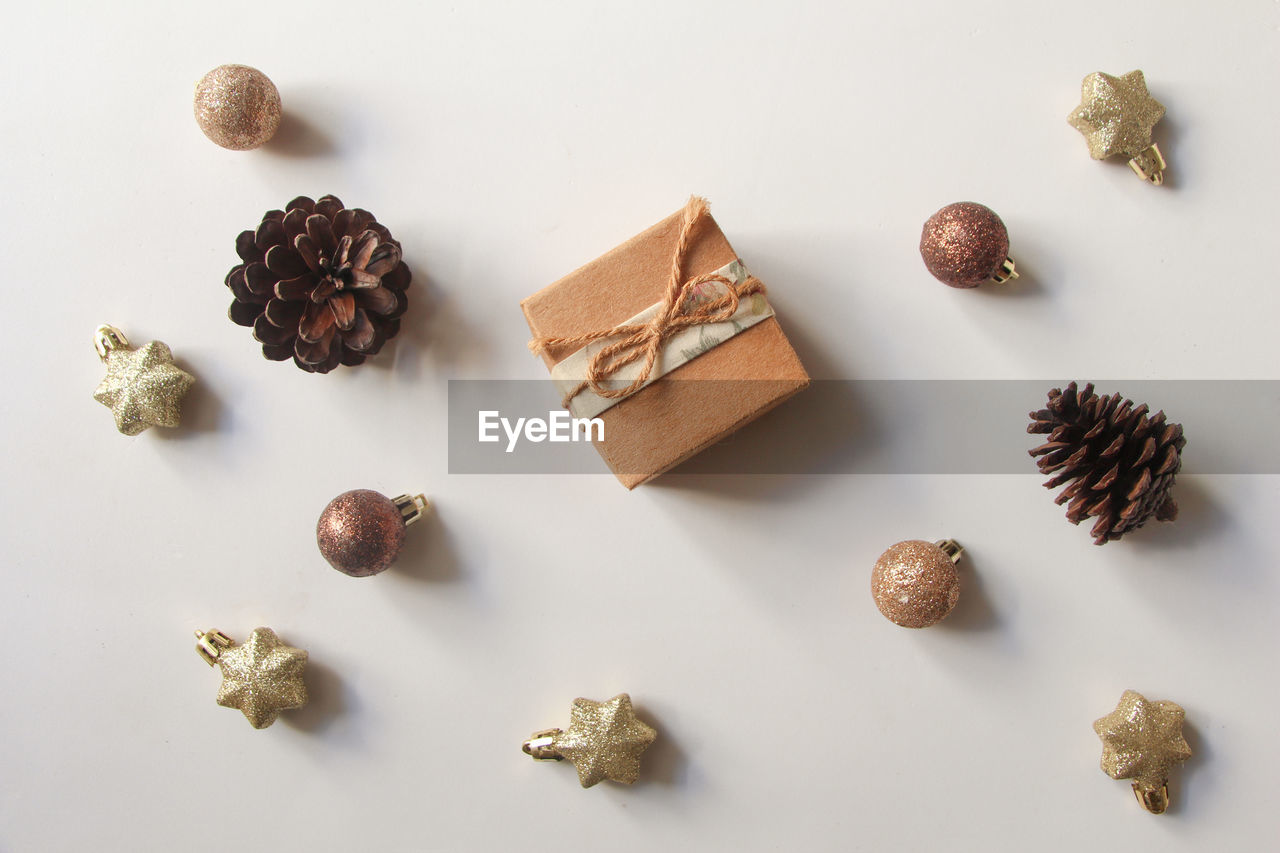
523,693,657,788
1094,690,1192,814
1067,70,1168,186
93,324,195,435
196,627,308,729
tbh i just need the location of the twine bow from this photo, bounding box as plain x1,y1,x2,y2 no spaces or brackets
529,197,766,407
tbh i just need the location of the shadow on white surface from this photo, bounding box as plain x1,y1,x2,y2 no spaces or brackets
1163,713,1208,818
153,360,225,438
284,656,348,736
377,260,494,381
1117,476,1226,553
651,312,877,500
391,503,462,584
939,551,999,633
265,110,336,158
1151,100,1184,193
629,700,688,789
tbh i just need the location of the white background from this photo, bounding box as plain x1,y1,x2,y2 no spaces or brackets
2,1,1277,850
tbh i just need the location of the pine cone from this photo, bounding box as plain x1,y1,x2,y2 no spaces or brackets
226,195,411,373
1028,382,1185,545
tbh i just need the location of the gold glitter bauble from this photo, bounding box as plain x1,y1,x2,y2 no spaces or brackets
1094,690,1192,814
198,628,308,729
92,325,195,436
523,693,657,788
194,64,281,150
870,539,962,628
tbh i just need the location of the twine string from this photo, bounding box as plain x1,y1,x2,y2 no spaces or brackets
529,197,766,407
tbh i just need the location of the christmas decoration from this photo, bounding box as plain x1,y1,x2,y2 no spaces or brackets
522,197,808,488
919,202,1018,288
92,325,195,436
193,64,282,150
195,628,307,729
870,539,963,628
1028,382,1184,545
1067,70,1167,185
523,693,657,788
316,490,429,577
226,195,412,373
1094,690,1192,814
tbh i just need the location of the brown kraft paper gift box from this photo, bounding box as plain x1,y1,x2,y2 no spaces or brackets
520,200,809,488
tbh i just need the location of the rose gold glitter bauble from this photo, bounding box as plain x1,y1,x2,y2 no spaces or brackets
193,64,281,150
870,539,962,628
919,202,1011,288
316,489,426,577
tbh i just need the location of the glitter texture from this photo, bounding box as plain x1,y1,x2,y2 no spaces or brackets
1068,70,1165,160
194,64,281,150
870,540,960,628
214,628,308,729
316,489,406,577
540,694,657,788
1094,690,1191,814
919,202,1010,288
93,336,195,435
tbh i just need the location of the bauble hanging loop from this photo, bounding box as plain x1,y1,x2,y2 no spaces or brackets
919,202,1018,288
195,627,308,729
870,539,963,628
316,489,429,577
94,325,130,359
93,324,195,436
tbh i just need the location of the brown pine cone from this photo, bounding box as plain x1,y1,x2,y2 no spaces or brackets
1028,382,1185,545
226,195,411,373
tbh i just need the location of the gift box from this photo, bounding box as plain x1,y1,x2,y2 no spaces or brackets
521,198,809,488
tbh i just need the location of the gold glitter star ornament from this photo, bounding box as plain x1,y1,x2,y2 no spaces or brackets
523,693,657,787
1094,690,1192,814
196,628,308,729
1067,70,1168,185
92,325,195,435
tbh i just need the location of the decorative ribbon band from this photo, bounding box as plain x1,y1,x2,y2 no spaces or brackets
529,197,773,419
